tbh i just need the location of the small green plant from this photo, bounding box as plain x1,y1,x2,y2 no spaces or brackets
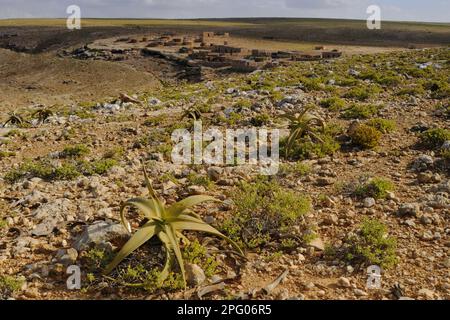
423,80,450,99
250,113,271,126
0,151,15,158
144,115,165,127
105,165,243,288
355,177,395,199
366,118,396,133
187,173,214,189
342,104,380,119
4,157,117,183
103,147,125,160
82,159,118,175
4,129,19,137
350,124,382,149
437,103,449,119
61,144,90,158
396,86,425,96
343,87,370,101
0,275,24,298
82,248,113,271
183,240,218,278
419,128,450,149
279,162,311,177
343,219,397,269
233,98,252,109
320,97,345,111
54,162,82,180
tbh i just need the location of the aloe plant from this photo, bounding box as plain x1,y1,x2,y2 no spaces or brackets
181,106,202,121
105,165,243,288
3,112,25,127
32,108,53,124
284,106,326,158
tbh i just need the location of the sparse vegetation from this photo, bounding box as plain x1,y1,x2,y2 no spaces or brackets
4,156,117,183
0,24,449,300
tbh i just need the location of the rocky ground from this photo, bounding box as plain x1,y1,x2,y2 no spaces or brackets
0,45,449,300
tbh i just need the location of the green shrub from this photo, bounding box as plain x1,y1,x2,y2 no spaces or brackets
342,104,381,119
320,97,346,111
0,275,24,298
61,144,90,158
423,80,450,99
350,124,382,149
281,134,340,161
233,99,252,109
0,151,15,158
376,75,401,87
396,86,425,96
103,147,125,160
82,159,118,175
366,118,396,133
187,173,213,189
5,157,117,183
355,177,395,199
54,162,82,180
419,128,450,149
222,178,311,249
143,115,165,127
335,77,358,87
343,87,372,101
343,219,397,269
250,113,271,126
300,77,324,91
279,162,311,177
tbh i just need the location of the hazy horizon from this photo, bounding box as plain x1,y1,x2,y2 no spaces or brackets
1,17,449,24
0,0,448,23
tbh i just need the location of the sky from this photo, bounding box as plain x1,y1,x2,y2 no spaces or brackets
0,0,449,22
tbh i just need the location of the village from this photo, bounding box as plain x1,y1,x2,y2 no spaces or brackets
66,31,343,80
140,31,343,72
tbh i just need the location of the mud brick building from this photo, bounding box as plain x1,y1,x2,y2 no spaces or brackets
230,59,258,72
210,45,249,56
321,50,342,59
200,31,230,45
291,52,322,61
